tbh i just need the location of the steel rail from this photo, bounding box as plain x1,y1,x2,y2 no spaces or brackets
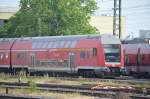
0,82,149,95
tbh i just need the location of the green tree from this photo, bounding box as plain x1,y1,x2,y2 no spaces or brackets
0,0,98,37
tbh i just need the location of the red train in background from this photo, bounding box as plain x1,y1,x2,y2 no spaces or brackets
0,34,124,77
123,44,150,78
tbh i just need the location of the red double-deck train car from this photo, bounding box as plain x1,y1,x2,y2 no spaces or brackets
123,44,150,78
0,35,124,77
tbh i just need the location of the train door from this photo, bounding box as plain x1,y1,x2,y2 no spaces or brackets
68,52,76,73
15,51,26,67
30,53,35,67
21,51,26,67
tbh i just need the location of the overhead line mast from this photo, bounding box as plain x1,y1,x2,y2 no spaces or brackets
113,0,122,39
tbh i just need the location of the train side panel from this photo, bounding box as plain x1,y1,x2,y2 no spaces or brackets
0,35,123,77
123,44,150,77
0,39,16,72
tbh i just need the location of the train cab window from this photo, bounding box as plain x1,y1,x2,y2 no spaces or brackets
104,44,121,62
80,51,86,59
93,48,97,56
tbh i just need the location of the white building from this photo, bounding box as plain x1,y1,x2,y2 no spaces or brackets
90,16,127,39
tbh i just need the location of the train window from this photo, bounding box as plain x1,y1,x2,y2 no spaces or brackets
59,41,65,48
80,51,86,59
53,41,59,48
93,48,97,56
48,42,54,48
37,42,43,48
64,40,77,48
64,41,72,48
40,61,47,65
32,42,37,48
16,52,25,59
41,42,48,48
70,41,77,48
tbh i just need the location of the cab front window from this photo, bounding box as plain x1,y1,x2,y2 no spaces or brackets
103,44,121,62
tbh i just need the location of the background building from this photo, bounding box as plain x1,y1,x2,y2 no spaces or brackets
0,6,19,26
90,15,127,39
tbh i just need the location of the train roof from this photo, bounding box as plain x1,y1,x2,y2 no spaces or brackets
123,44,150,48
15,35,100,42
0,38,16,42
123,44,150,54
100,34,121,44
14,34,121,45
0,35,121,50
0,34,121,43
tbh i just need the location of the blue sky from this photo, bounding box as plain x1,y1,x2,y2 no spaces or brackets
0,0,150,37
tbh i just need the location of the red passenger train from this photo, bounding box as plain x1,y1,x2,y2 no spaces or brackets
123,44,150,78
0,35,124,77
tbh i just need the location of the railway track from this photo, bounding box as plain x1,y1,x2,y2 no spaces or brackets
55,76,150,84
0,93,44,99
24,74,150,83
0,82,149,95
0,81,149,99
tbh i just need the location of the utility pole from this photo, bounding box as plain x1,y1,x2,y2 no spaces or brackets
113,0,122,39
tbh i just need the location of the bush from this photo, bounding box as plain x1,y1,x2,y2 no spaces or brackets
27,80,37,92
